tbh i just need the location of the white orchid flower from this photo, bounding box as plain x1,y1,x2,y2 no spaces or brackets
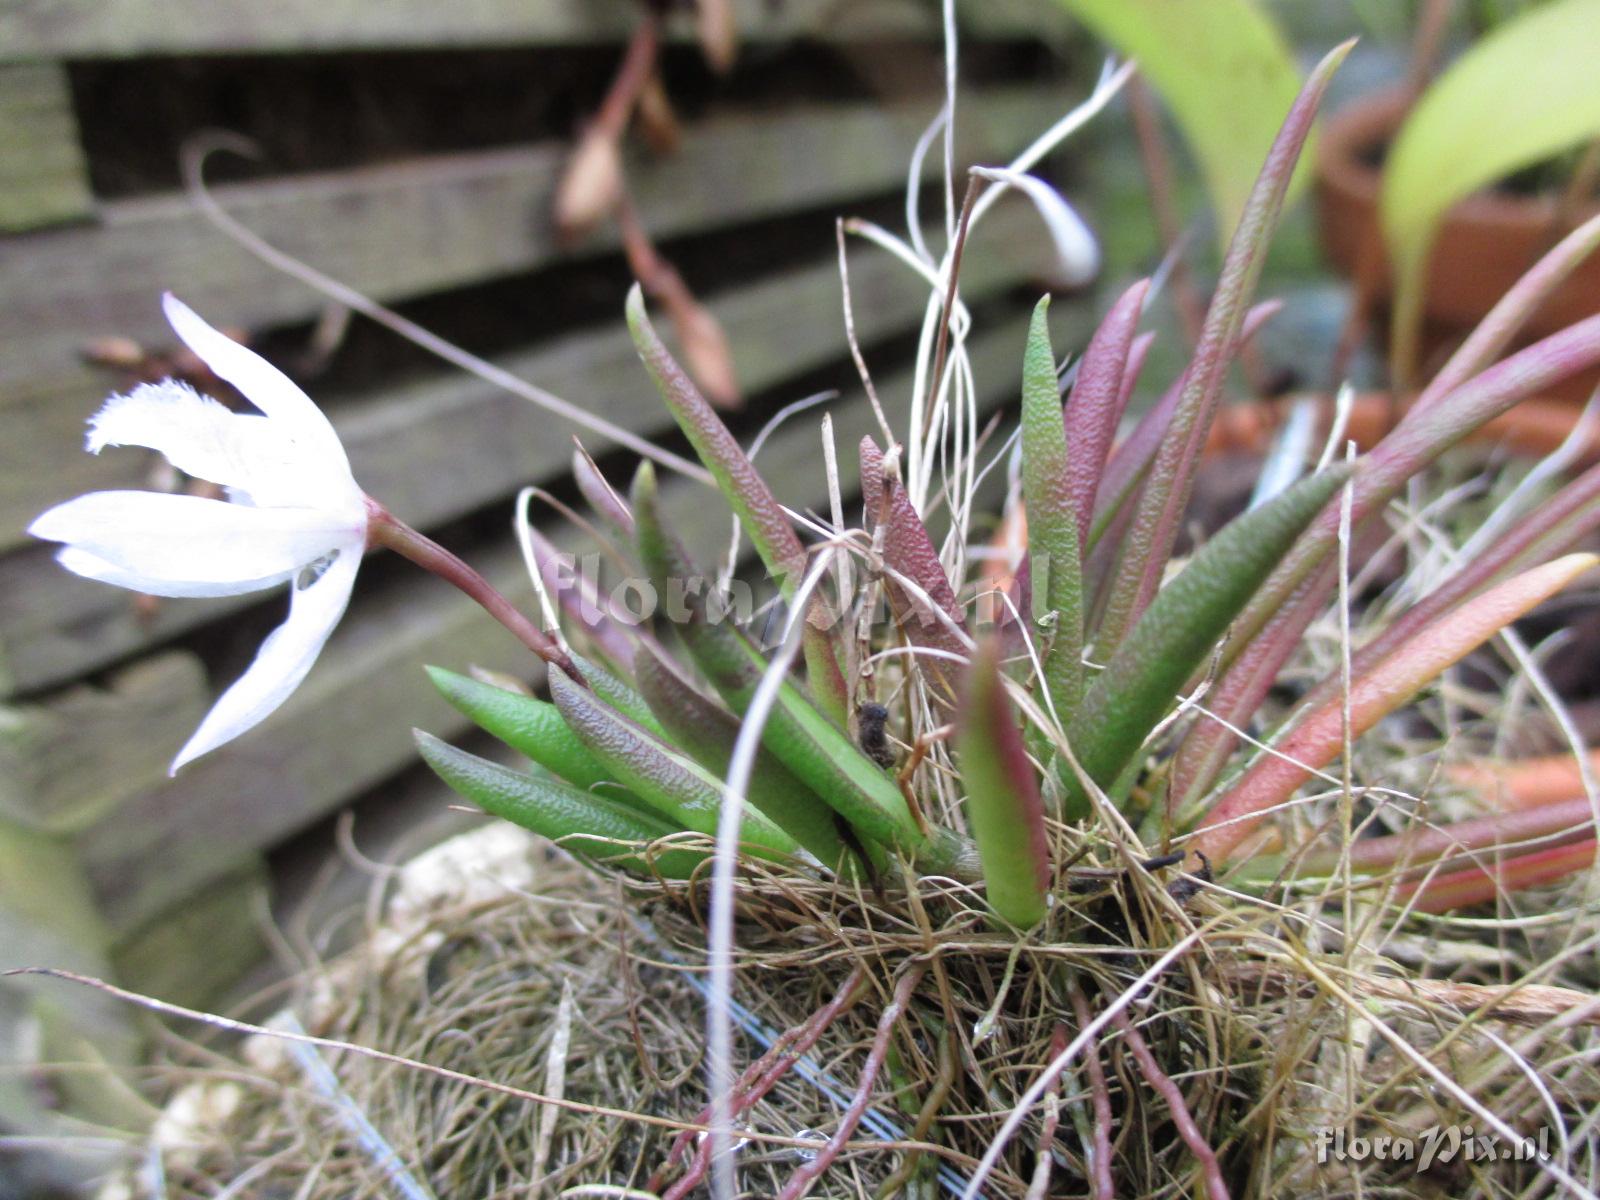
29,294,369,774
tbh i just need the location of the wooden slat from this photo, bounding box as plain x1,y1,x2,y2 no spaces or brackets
0,816,142,1135
0,87,1061,397
79,304,1074,936
0,198,1043,697
0,87,1069,553
0,63,92,231
0,0,1066,61
111,860,267,1008
0,653,207,834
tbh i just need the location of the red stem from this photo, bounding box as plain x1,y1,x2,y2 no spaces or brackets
775,966,925,1200
655,966,868,1197
1297,796,1599,876
594,13,660,139
1114,1010,1230,1200
364,497,577,679
1069,992,1116,1200
1399,837,1598,913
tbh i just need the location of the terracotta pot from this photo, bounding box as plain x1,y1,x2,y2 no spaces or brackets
1203,390,1600,465
1315,87,1600,340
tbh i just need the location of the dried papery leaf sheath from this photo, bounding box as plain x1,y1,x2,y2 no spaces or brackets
957,638,1051,928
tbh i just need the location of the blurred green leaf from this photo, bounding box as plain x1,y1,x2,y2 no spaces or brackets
1055,0,1305,242
1384,0,1600,373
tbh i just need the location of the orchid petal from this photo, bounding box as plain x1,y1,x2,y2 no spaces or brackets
55,545,295,598
170,541,361,772
161,293,355,497
87,380,314,509
30,491,357,593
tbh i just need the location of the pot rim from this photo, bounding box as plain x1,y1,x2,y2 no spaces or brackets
1317,86,1594,232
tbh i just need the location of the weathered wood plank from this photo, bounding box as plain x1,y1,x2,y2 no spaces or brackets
0,0,1066,60
0,63,92,231
0,199,1042,696
0,87,1063,401
0,653,208,834
111,859,267,1009
0,817,143,1134
0,86,1071,552
79,305,1063,936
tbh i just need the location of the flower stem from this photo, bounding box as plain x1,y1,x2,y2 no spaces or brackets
364,498,579,679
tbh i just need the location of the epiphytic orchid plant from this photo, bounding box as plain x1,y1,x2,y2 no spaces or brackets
408,43,1600,1195
418,41,1600,926
36,35,1600,1200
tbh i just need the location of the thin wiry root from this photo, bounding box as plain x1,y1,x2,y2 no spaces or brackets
874,1024,959,1198
1113,1009,1230,1200
776,965,927,1200
1069,992,1116,1200
654,965,868,1198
